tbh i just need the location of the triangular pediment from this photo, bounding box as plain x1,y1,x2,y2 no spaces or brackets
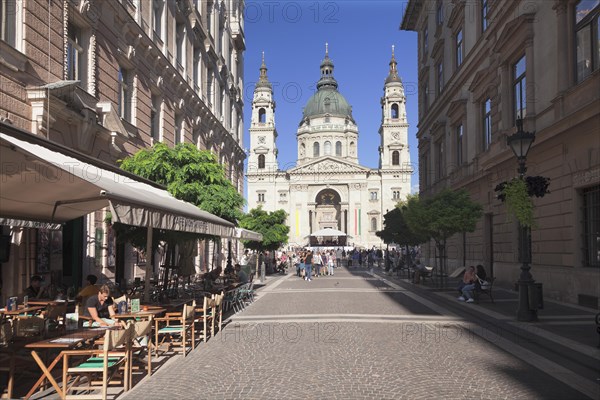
288,156,371,175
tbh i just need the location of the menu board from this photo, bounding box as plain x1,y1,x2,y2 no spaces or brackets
131,298,140,313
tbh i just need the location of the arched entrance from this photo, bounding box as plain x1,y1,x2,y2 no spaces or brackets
314,189,341,231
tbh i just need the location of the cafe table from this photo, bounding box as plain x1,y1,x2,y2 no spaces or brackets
113,307,166,320
0,305,45,316
24,327,116,398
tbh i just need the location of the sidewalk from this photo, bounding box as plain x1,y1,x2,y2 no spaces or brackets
371,267,600,383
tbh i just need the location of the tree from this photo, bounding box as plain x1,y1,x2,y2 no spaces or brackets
376,206,428,248
239,207,290,278
119,142,244,223
239,208,289,252
377,205,429,269
403,189,483,278
115,143,245,277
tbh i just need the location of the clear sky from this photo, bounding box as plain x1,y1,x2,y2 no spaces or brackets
242,0,419,193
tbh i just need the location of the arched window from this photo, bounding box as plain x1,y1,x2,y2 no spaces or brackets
258,108,266,123
371,217,377,231
324,141,331,155
313,142,320,157
300,143,306,157
391,103,399,119
392,150,400,165
258,154,265,169
349,141,355,156
335,141,342,156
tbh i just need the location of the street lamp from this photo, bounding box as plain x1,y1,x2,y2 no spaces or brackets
507,118,535,177
507,118,537,322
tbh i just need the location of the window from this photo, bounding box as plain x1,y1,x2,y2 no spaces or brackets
300,143,306,157
193,47,202,92
153,0,164,39
436,1,444,26
422,154,429,187
422,82,429,113
392,150,400,166
206,1,213,37
335,141,342,156
371,218,377,232
258,108,266,123
456,124,463,166
436,61,444,94
423,26,428,55
176,22,185,72
0,0,16,47
582,184,600,267
513,55,526,121
456,29,464,68
175,115,183,144
151,95,161,142
481,0,489,32
483,98,492,150
575,1,600,83
258,154,265,169
436,141,444,180
392,190,400,200
391,104,399,119
257,193,265,202
324,141,332,155
370,191,378,201
118,67,131,122
66,23,83,82
313,142,320,157
207,69,214,107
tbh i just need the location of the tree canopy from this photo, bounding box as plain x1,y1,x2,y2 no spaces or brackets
239,207,289,252
119,142,245,223
403,189,482,245
376,206,428,246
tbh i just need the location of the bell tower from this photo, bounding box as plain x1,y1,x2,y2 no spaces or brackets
248,52,278,173
379,45,409,170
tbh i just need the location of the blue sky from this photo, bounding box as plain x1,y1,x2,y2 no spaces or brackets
242,1,419,192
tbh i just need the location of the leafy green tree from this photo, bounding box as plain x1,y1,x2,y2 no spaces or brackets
119,142,244,223
377,205,429,269
239,207,289,277
403,189,483,276
115,143,245,275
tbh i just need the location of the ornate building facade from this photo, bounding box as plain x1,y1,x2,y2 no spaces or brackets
0,0,245,298
401,0,599,306
246,48,413,248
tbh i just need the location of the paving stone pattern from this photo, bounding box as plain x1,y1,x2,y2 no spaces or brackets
122,269,586,400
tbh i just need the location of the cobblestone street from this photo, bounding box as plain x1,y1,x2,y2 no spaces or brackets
121,266,597,400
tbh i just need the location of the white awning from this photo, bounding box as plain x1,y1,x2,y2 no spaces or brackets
307,228,348,237
0,218,62,230
235,228,263,242
0,125,235,237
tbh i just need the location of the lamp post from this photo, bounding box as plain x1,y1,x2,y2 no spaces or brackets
507,118,537,322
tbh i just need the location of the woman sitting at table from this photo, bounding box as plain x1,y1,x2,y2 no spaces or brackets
83,284,117,327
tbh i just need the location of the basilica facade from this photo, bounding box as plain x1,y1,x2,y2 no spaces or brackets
246,48,413,248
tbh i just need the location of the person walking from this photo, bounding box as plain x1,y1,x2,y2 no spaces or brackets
304,251,313,282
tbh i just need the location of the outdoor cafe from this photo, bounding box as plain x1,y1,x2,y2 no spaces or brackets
0,123,262,398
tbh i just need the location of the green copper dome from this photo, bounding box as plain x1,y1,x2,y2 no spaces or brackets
302,88,353,120
301,46,354,122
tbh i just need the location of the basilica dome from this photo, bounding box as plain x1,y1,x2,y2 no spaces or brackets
302,88,353,120
301,47,354,124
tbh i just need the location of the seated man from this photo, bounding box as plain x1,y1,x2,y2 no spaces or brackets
76,274,100,305
83,284,117,327
22,275,49,300
235,264,249,284
203,266,223,294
